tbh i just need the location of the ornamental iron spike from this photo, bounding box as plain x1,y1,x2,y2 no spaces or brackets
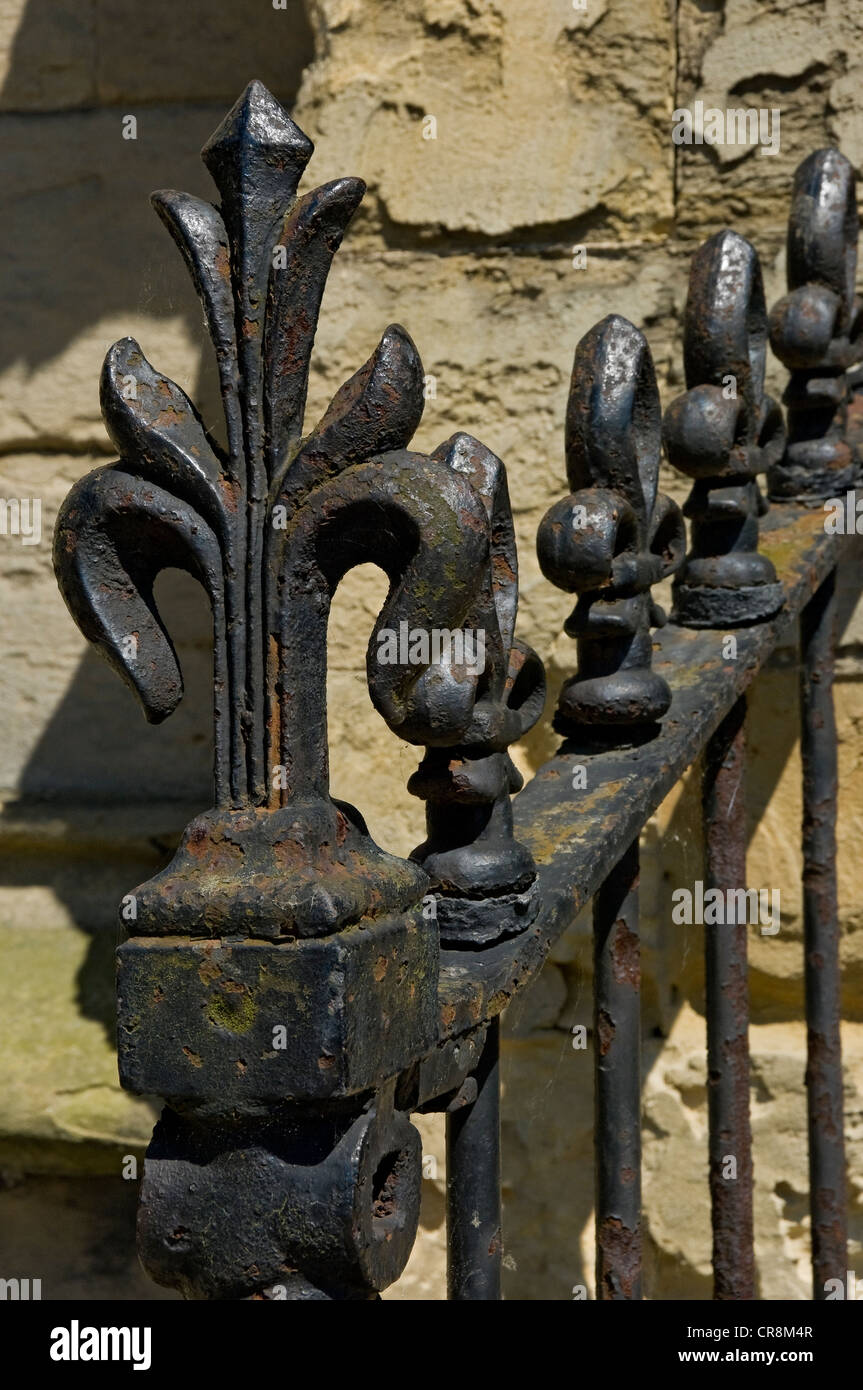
52,81,542,1301
663,228,785,628
408,431,546,946
53,79,511,945
536,314,686,745
767,148,863,501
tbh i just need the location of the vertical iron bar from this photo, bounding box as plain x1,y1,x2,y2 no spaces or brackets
446,1016,501,1300
593,838,642,1300
703,695,755,1299
800,569,847,1298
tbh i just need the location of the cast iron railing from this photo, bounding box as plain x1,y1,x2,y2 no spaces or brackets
53,84,860,1301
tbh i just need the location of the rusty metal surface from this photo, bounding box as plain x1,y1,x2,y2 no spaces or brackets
664,230,784,627
137,1082,420,1301
52,81,542,1301
768,149,863,500
703,697,755,1301
409,432,546,947
800,572,847,1297
438,504,838,1041
117,914,438,1103
50,92,859,1303
593,840,642,1301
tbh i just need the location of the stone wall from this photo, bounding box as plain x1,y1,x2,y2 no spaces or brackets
0,0,861,1299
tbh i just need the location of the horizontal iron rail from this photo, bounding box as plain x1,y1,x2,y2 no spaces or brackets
438,504,838,1039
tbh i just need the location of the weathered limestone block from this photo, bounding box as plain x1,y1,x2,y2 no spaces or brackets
676,0,863,238
296,0,674,240
0,908,156,1172
500,1032,595,1298
647,1008,863,1300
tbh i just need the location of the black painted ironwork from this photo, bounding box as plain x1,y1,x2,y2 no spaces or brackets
535,315,687,1299
768,148,862,501
536,315,686,744
53,93,856,1303
409,432,546,948
703,696,754,1300
800,571,846,1298
54,80,542,1302
663,229,785,627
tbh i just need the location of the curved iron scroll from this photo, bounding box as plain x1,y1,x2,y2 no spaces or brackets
53,82,543,1300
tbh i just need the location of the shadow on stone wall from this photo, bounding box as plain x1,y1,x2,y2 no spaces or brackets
0,0,314,396
4,571,214,1041
0,1,315,1042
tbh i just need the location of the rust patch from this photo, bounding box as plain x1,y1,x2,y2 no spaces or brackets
611,919,640,989
597,1217,641,1301
597,1008,615,1056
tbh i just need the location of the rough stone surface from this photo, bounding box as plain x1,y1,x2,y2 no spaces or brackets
675,0,863,238
295,0,674,241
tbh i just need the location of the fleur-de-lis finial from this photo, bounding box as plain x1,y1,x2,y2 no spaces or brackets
536,314,686,745
663,229,785,627
409,432,546,946
768,149,862,500
55,80,542,943
53,82,545,1300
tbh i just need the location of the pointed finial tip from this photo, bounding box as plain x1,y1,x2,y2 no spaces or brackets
202,79,314,178
712,226,750,251
586,312,646,361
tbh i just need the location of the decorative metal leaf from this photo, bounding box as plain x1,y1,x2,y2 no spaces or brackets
271,449,491,802
53,466,224,726
538,314,685,740
407,433,546,947
681,228,768,448
786,148,858,335
100,338,232,537
430,432,544,747
768,149,863,499
150,190,243,476
269,323,425,517
662,230,784,627
264,176,367,475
